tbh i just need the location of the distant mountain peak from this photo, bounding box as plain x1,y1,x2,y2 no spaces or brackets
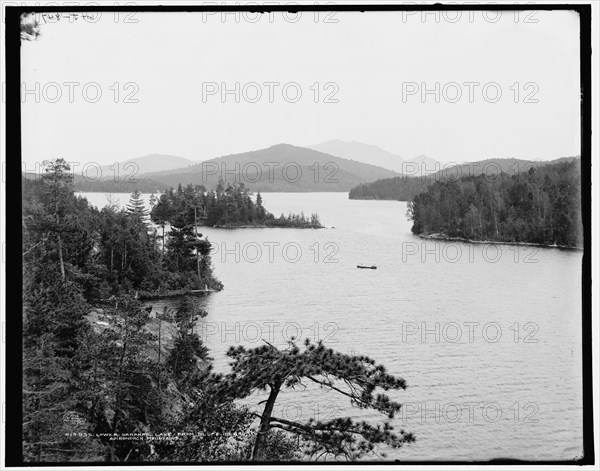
308,140,402,173
136,144,399,192
316,139,392,151
102,153,197,176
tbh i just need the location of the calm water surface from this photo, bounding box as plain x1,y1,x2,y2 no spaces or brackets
78,191,583,461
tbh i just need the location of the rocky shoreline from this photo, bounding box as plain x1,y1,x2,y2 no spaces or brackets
418,232,583,251
210,223,324,229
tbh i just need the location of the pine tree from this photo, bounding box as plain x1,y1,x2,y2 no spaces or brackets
150,190,176,258
39,159,75,279
126,190,149,222
213,339,415,461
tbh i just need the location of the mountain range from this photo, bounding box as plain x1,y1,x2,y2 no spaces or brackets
90,140,439,179
348,156,581,201
101,153,196,175
50,141,574,194
139,144,400,192
307,140,439,175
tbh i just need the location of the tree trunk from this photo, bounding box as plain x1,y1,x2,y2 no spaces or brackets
57,233,65,280
157,320,162,365
493,211,499,237
252,382,282,460
157,318,162,400
195,209,200,283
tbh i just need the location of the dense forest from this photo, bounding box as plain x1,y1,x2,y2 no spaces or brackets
408,160,583,247
150,180,322,229
349,175,431,201
73,175,165,193
21,159,412,463
348,157,578,201
23,161,221,296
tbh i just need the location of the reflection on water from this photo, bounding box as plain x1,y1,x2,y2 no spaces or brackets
78,191,583,461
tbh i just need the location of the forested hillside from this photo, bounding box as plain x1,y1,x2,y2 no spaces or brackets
21,159,230,462
72,175,165,193
143,144,400,192
21,159,408,463
349,157,579,201
23,161,221,296
69,144,400,193
408,159,582,247
349,175,432,201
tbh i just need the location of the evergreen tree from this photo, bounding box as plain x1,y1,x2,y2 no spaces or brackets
167,297,209,384
126,190,149,222
39,159,76,279
213,339,414,461
150,183,322,229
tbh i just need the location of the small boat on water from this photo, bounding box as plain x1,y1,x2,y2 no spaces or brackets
357,265,377,270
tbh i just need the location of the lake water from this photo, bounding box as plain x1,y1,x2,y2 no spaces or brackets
78,191,583,461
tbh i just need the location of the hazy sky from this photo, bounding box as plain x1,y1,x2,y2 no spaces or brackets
20,8,581,167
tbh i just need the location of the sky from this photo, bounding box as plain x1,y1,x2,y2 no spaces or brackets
19,8,581,168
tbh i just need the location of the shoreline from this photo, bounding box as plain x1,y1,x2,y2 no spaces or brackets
418,233,583,251
210,224,324,229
